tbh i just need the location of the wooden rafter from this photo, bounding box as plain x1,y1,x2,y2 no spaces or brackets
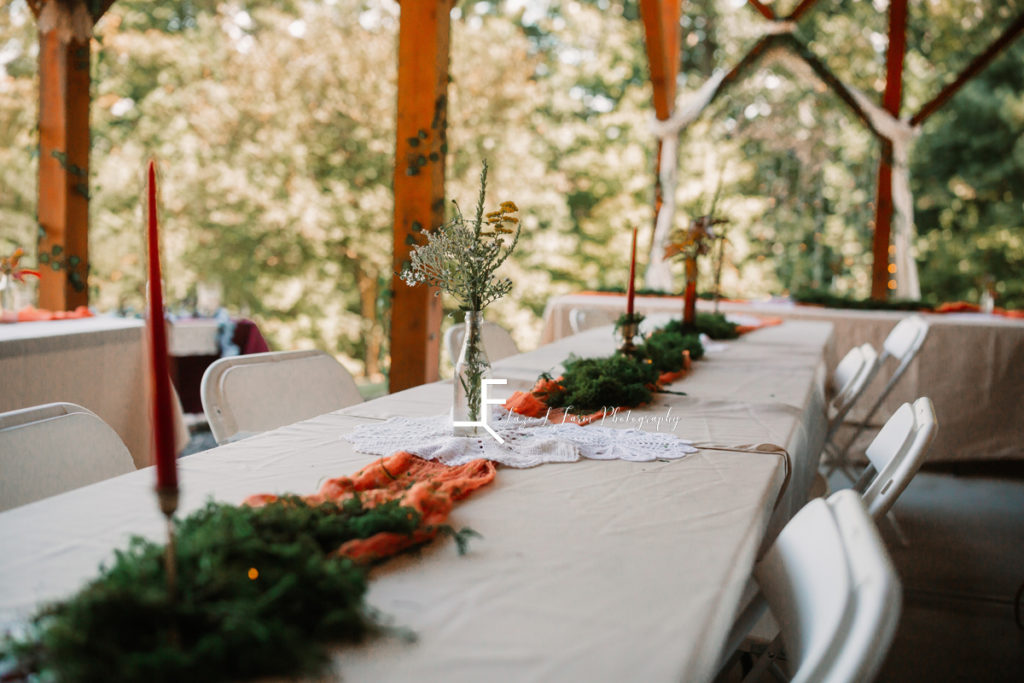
746,0,775,21
389,0,453,392
910,12,1024,126
786,0,820,21
870,0,907,300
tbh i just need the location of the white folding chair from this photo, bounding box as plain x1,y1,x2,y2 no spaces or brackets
830,316,929,476
824,343,880,447
716,490,901,683
443,321,520,367
201,350,363,444
854,397,937,521
568,307,617,334
0,402,136,512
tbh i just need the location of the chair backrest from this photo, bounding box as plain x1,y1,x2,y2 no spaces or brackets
444,321,520,366
568,307,618,335
0,402,136,512
859,397,937,520
201,350,363,444
755,490,901,683
882,315,928,363
828,343,880,425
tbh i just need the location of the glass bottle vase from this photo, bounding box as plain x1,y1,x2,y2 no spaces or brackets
452,310,491,436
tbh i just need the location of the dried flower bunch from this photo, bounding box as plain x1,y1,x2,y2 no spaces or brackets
0,247,40,282
664,215,727,261
400,162,521,312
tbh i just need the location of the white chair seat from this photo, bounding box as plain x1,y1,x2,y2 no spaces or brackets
0,403,136,512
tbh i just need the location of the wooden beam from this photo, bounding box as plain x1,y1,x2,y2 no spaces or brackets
746,0,775,21
36,0,93,310
389,0,452,392
787,0,820,21
871,0,907,300
910,12,1024,126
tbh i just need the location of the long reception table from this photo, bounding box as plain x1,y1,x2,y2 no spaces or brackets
0,320,833,681
542,293,1024,462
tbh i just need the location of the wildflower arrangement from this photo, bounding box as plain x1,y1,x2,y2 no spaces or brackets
400,162,521,427
399,162,520,312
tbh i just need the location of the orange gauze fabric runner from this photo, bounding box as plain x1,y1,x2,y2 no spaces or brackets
244,451,496,563
735,316,783,334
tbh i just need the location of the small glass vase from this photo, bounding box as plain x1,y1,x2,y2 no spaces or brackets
0,273,15,317
452,310,491,436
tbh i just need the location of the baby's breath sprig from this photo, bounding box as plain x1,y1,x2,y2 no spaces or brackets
400,161,521,312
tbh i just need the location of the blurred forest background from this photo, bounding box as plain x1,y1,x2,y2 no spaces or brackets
1,0,1022,383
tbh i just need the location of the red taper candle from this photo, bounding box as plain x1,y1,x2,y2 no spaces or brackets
147,160,178,500
626,226,638,317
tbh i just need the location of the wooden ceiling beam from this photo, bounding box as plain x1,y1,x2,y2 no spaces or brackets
911,12,1024,127
746,0,775,21
787,0,820,22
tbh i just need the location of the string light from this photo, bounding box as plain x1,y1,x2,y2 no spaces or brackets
248,567,259,580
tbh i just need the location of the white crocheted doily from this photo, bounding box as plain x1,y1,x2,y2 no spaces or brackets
345,407,697,468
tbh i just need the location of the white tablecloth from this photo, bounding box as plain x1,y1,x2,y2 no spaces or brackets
0,317,189,468
0,320,832,682
542,293,1024,461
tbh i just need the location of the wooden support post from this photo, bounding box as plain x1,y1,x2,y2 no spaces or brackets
32,0,106,310
870,0,907,300
640,0,681,253
389,0,452,392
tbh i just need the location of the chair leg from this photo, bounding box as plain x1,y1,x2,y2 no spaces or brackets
741,636,789,683
883,509,910,547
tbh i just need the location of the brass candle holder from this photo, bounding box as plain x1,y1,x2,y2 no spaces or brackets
617,314,643,356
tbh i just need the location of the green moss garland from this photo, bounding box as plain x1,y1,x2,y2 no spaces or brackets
1,496,467,683
636,329,704,371
662,312,739,340
792,288,935,311
540,354,660,412
535,319,709,413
